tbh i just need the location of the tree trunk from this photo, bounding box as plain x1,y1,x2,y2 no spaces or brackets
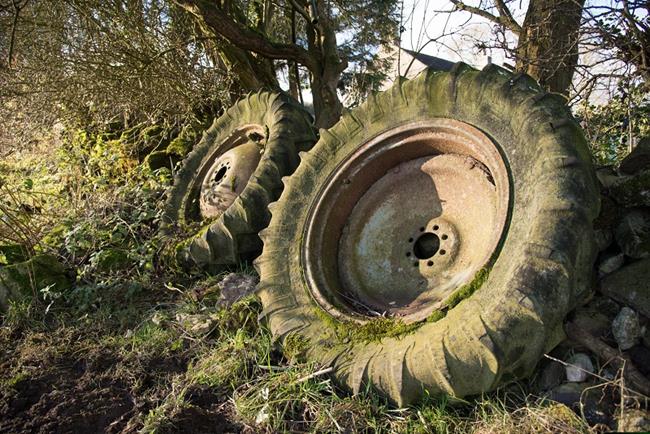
515,0,585,96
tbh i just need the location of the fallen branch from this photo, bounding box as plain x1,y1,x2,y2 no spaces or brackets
565,321,650,397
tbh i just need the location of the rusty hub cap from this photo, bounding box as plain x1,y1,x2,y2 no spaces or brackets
303,119,510,323
195,125,264,219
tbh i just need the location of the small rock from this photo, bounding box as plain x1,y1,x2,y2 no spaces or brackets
612,307,642,350
610,169,650,208
565,353,594,382
548,382,587,407
617,409,650,432
581,385,615,427
620,136,650,175
151,311,166,326
598,252,624,276
600,258,650,317
594,228,613,252
593,195,619,233
628,345,650,376
176,312,219,335
595,165,620,188
217,273,258,307
538,360,565,391
615,209,650,258
573,306,611,338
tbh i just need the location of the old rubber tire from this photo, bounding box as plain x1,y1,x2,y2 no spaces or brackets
256,64,600,405
163,91,316,272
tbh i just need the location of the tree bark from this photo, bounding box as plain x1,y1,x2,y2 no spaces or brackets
515,0,586,95
174,0,346,128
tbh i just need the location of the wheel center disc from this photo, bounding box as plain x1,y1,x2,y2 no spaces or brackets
303,119,510,323
196,125,264,219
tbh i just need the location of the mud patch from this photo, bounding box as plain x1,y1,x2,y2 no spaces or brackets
0,370,133,433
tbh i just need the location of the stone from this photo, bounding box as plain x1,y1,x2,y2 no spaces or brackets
176,312,219,335
610,169,650,208
581,385,615,427
628,345,650,376
548,382,587,407
614,209,650,258
573,306,611,339
595,165,620,188
612,307,642,350
620,136,650,175
0,254,72,311
617,409,650,432
598,252,624,276
549,383,615,427
594,228,613,252
538,360,565,391
217,273,258,307
565,353,594,382
600,258,650,318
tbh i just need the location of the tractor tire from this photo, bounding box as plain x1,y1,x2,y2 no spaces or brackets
163,91,316,272
256,64,600,405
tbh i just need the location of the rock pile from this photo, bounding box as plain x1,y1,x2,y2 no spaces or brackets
541,138,650,431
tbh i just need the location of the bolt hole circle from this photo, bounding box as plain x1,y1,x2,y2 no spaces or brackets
413,232,440,259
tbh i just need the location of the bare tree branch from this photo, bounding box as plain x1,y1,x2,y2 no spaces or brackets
174,0,315,69
450,0,521,35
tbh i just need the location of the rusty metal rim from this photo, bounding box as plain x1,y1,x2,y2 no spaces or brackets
186,124,264,221
301,118,511,324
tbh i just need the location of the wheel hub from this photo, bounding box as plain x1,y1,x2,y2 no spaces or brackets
195,125,264,219
303,119,510,323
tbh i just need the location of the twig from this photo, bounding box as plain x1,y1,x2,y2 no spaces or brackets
294,366,333,383
565,321,650,397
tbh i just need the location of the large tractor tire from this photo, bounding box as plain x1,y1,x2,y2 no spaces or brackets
163,91,316,272
256,64,600,405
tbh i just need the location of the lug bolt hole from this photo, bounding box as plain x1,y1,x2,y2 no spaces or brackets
441,234,448,240
419,227,425,232
433,225,439,230
427,260,433,266
439,249,446,255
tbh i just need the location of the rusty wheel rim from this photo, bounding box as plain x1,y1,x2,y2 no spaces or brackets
302,119,511,323
191,124,264,220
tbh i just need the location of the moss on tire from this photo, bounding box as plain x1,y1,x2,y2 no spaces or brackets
163,91,316,272
255,64,600,405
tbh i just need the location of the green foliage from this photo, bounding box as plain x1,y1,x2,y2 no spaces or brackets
578,83,650,165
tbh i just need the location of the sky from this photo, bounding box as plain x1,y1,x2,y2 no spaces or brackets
397,0,527,69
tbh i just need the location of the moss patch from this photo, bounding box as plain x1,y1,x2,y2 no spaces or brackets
312,268,491,342
314,309,420,343
443,267,490,309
